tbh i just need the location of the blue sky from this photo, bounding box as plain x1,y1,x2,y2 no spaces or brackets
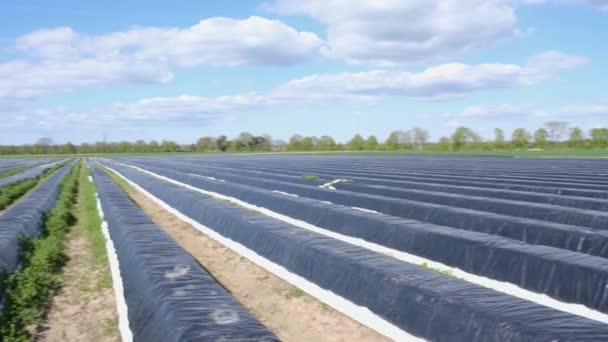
1,0,607,144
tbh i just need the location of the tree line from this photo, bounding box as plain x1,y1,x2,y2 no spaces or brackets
1,121,607,155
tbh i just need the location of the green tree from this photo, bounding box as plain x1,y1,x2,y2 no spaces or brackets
348,134,365,151
317,136,337,151
437,137,451,151
590,128,608,147
494,128,505,149
511,128,531,149
411,128,429,150
534,128,549,148
300,136,314,151
568,127,584,147
215,135,229,151
161,140,178,152
451,127,480,150
196,137,216,152
544,121,570,145
365,135,378,150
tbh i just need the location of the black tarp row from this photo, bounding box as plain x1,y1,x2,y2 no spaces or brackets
0,162,74,274
121,159,608,229
0,158,68,188
160,156,608,199
90,164,278,342
120,158,608,211
100,160,608,342
107,162,608,313
109,161,608,259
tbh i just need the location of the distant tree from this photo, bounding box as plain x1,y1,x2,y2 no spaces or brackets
216,135,229,151
148,140,160,152
511,128,531,149
196,137,216,152
300,136,314,151
365,135,379,150
590,128,608,148
437,136,451,151
286,134,303,151
348,134,365,151
544,121,570,144
384,130,413,150
161,140,178,152
568,127,584,147
494,128,505,149
451,127,480,150
534,128,549,148
411,127,429,150
317,135,337,151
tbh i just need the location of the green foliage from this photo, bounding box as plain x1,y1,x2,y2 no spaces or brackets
590,128,608,147
0,179,38,211
0,163,66,210
511,128,531,149
534,128,549,148
451,127,481,150
0,167,29,180
347,134,365,151
80,164,108,266
301,174,319,181
0,163,80,341
568,127,585,147
494,128,505,149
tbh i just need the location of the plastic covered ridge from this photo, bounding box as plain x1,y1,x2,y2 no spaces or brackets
90,165,279,342
0,162,74,275
103,161,608,342
106,162,608,314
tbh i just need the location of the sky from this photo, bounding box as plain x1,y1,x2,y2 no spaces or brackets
0,0,607,145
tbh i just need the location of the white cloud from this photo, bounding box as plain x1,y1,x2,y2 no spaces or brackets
452,103,608,119
10,50,587,130
270,0,519,66
272,51,587,100
522,0,608,11
0,16,322,100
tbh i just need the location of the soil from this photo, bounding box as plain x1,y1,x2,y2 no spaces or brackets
36,196,120,342
121,180,391,342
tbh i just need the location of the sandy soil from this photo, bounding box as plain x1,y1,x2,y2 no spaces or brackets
36,199,119,342
121,179,390,342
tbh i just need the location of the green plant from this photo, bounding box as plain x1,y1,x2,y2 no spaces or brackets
0,163,68,211
0,163,80,341
301,174,319,181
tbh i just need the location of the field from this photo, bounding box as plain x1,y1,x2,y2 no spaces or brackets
2,154,608,341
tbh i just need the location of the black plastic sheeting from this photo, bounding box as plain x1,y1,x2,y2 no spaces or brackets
106,162,608,313
103,161,608,342
90,165,278,342
0,159,67,188
110,161,608,260
0,163,73,275
123,158,608,211
126,159,608,229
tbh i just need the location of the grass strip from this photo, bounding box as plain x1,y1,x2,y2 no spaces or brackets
0,162,80,342
0,163,68,211
0,168,29,180
80,163,110,267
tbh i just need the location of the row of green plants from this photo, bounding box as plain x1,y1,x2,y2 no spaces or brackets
0,164,68,211
0,168,29,180
0,163,80,342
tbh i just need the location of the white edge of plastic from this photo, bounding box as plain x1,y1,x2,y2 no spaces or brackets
91,169,134,342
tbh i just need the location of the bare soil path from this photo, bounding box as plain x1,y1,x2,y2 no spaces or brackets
36,167,119,342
